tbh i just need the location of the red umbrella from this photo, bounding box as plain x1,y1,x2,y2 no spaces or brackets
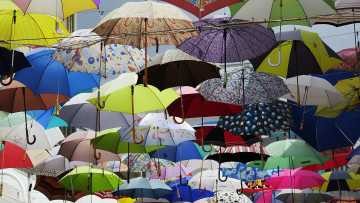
302,152,351,171
167,86,242,152
0,142,33,169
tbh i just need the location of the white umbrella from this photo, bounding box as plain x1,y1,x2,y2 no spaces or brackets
276,189,334,203
189,169,247,192
119,113,196,147
0,120,64,150
282,75,346,107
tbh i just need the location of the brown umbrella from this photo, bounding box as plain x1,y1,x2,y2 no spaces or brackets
57,131,122,165
0,80,68,145
34,175,89,202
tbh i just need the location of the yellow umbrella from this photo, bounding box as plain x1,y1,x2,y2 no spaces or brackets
0,1,69,50
311,171,360,192
118,197,137,203
315,77,360,118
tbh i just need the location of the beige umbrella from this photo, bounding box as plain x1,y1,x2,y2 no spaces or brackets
92,0,198,85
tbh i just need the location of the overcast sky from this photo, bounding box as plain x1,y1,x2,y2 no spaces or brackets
76,0,358,57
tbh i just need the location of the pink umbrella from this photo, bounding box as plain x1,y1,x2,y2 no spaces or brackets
263,168,326,189
149,162,197,180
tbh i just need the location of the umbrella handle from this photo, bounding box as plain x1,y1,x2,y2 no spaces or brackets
202,143,213,152
268,50,281,67
199,184,206,194
25,129,36,145
177,188,180,198
93,142,101,160
218,168,228,182
236,188,243,195
132,127,144,144
0,74,14,86
179,175,188,186
172,109,185,124
222,73,227,88
55,20,63,35
97,89,106,109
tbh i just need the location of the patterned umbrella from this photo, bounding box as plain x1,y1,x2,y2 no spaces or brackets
330,47,360,72
207,190,252,203
198,67,289,106
178,15,275,83
52,29,148,77
217,100,293,136
122,153,174,174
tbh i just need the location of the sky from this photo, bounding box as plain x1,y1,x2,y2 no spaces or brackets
76,0,359,57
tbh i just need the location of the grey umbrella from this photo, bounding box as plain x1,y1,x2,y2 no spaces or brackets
275,189,334,203
59,93,139,131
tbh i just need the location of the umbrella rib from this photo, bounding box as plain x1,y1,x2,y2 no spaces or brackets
163,19,181,46
66,104,86,128
28,15,50,46
331,119,355,146
252,74,274,103
227,29,243,62
123,45,141,72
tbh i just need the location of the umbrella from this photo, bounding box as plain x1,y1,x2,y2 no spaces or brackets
160,0,242,19
251,190,281,203
178,15,276,85
291,103,360,151
52,29,148,77
58,166,123,193
11,0,100,19
162,177,214,202
113,177,173,199
0,112,34,127
311,171,360,197
282,75,346,107
217,100,293,136
121,153,174,173
59,93,139,131
275,189,334,203
149,163,197,180
136,49,220,90
329,190,360,202
230,0,337,28
118,113,196,147
0,1,69,50
92,0,197,85
303,152,351,171
0,121,64,150
263,168,326,189
14,48,100,98
34,175,89,202
188,169,248,192
167,86,242,151
207,190,252,203
315,76,360,118
27,107,68,129
330,47,360,72
0,46,31,85
197,67,289,106
134,198,169,203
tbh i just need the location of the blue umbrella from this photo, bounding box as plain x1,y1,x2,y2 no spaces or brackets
291,103,360,152
14,48,99,97
346,145,360,160
162,177,214,202
313,70,356,85
27,107,67,129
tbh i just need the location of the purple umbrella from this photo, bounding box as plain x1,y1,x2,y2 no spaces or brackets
178,15,276,86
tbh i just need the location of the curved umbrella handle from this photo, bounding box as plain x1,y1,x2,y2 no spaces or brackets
237,188,243,195
93,142,101,160
173,115,185,124
218,167,228,182
97,89,105,109
201,140,213,152
25,131,36,145
179,175,188,186
0,75,14,86
268,50,281,67
132,127,144,144
199,184,206,194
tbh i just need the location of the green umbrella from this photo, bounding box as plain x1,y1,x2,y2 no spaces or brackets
58,166,123,193
0,112,33,127
247,156,331,170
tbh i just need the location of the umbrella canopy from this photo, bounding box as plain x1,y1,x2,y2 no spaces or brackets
136,49,221,90
303,152,351,171
206,150,269,165
14,48,100,97
198,67,289,106
11,0,100,19
330,47,360,72
217,100,293,136
311,171,360,192
162,177,214,202
52,29,148,77
149,163,197,180
27,107,68,129
207,190,252,203
59,166,123,193
167,86,242,119
230,0,337,28
59,93,139,131
0,81,68,113
122,153,174,173
34,175,89,202
113,177,173,199
263,168,326,189
275,189,334,203
0,1,69,50
0,112,34,127
251,190,281,203
118,113,196,147
251,29,344,79
92,0,197,48
291,103,360,151
0,121,64,150
315,76,360,118
0,46,31,77
161,0,242,19
282,75,346,107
